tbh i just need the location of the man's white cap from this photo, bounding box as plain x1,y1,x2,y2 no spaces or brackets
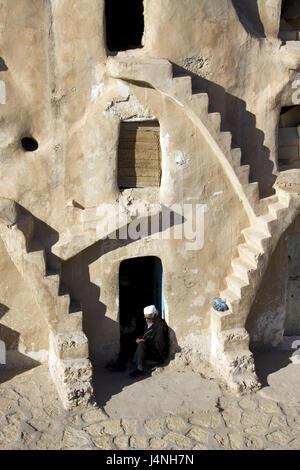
144,305,158,316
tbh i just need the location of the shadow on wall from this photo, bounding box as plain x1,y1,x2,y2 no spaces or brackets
60,209,183,406
0,322,40,384
245,230,292,386
0,57,8,72
172,63,276,198
20,205,59,252
92,327,180,409
232,0,266,38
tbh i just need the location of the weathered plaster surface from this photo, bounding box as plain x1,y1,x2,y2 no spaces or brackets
1,0,300,402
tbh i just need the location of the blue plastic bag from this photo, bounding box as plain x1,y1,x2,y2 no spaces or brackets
211,297,229,312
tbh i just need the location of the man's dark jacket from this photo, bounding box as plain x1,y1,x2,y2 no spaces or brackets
142,316,169,361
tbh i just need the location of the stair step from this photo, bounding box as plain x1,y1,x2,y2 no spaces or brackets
244,182,259,205
27,250,46,276
220,287,240,306
268,201,288,217
258,213,278,234
58,311,83,333
226,275,249,297
255,194,278,217
171,76,192,101
236,165,250,185
231,257,255,283
189,92,209,115
54,332,89,360
242,227,270,250
237,242,261,266
219,131,232,152
58,293,71,317
230,148,242,168
44,272,60,295
208,112,221,132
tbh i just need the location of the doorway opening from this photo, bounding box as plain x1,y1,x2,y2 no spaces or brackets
278,106,300,170
285,233,300,335
119,256,164,336
280,0,300,41
105,0,144,53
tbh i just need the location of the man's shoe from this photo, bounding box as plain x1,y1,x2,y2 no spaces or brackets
129,368,145,378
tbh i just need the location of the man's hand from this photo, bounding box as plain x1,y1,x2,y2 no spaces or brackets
136,338,145,344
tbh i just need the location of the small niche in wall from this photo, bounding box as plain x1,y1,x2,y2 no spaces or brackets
105,0,144,52
280,0,300,41
118,121,161,189
278,105,300,170
21,137,39,152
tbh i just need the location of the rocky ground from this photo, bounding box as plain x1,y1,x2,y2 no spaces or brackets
0,352,299,450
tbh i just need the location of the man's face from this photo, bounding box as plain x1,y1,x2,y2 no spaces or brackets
144,315,154,325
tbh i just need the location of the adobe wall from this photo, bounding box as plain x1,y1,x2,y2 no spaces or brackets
60,82,248,364
0,0,299,372
247,210,300,351
0,238,49,367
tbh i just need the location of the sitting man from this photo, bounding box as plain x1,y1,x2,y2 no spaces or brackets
130,305,169,378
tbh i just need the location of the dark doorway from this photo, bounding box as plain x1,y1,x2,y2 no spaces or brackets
119,256,164,335
278,106,300,170
285,233,300,335
105,0,144,52
280,0,300,40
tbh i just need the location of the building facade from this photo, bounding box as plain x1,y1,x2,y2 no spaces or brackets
0,0,300,407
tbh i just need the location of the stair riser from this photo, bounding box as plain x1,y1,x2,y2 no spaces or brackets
172,77,192,102
57,315,83,333
189,95,209,116
53,339,89,360
208,113,221,132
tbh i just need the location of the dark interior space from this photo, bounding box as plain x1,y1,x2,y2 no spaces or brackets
105,0,144,52
119,256,163,334
280,0,300,39
21,137,39,152
231,0,265,38
0,57,8,71
278,105,300,170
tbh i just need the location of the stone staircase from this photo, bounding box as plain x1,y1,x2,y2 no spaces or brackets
107,57,278,224
210,187,299,391
107,57,300,391
0,199,93,408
